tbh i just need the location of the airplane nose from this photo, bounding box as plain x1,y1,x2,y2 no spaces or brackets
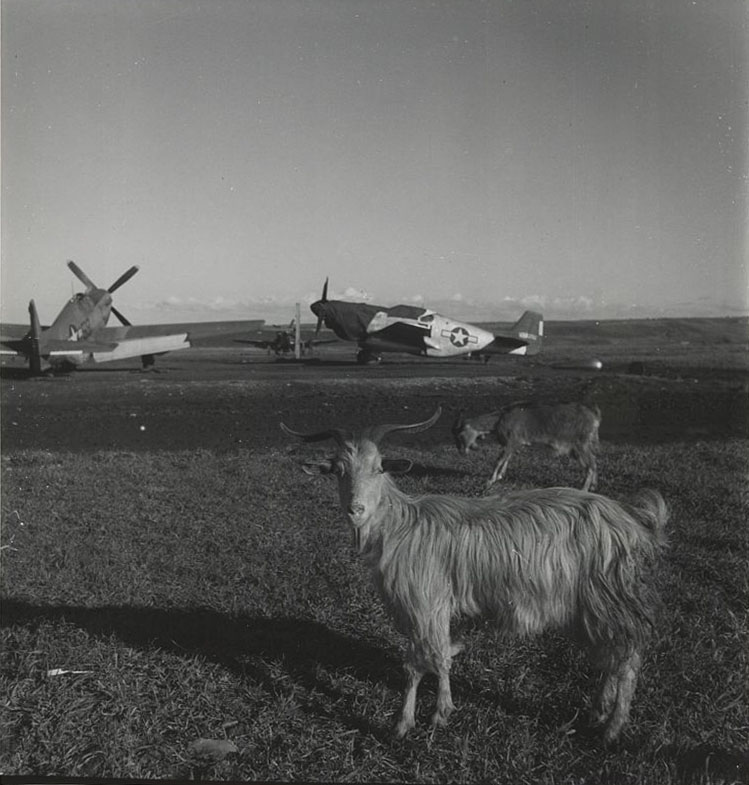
310,301,322,316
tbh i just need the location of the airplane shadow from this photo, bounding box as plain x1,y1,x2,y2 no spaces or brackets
0,367,46,381
0,366,165,380
2,598,401,739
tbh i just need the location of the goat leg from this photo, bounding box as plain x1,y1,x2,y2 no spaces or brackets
603,651,642,744
395,660,424,738
486,449,511,488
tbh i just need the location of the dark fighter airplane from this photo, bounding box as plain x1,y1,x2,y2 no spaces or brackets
0,260,265,373
309,279,543,364
238,318,338,357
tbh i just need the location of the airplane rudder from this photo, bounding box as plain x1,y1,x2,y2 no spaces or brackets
511,310,543,354
28,299,42,337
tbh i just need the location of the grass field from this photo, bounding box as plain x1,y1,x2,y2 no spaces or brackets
2,429,748,782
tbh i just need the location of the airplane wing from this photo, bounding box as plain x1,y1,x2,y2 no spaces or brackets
3,334,169,360
233,335,340,349
1,335,119,360
2,320,266,365
300,331,340,346
0,324,32,355
91,320,266,361
234,326,340,348
0,324,32,342
233,339,274,348
3,319,266,347
97,319,265,343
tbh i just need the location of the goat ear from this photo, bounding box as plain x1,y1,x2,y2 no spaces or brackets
382,458,413,475
302,459,335,476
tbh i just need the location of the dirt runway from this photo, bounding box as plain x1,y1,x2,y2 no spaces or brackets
2,348,746,453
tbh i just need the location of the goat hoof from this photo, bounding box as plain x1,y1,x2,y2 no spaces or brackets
394,719,414,739
602,723,624,747
429,709,453,729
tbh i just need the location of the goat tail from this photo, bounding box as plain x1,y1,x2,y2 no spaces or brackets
628,489,669,549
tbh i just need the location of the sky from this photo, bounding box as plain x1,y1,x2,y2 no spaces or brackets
2,0,747,325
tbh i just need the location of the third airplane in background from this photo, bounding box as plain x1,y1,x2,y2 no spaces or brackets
238,318,338,358
309,279,543,364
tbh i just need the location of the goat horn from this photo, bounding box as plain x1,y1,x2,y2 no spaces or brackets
280,422,349,444
365,406,442,444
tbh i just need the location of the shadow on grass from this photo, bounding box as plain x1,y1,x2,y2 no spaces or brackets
2,598,401,739
2,599,611,743
663,743,749,784
406,462,467,479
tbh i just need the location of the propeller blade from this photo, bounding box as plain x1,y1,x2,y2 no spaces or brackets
315,277,329,335
28,299,43,375
108,265,139,293
67,260,97,291
110,306,132,326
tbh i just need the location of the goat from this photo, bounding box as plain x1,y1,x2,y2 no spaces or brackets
452,402,602,491
282,407,667,743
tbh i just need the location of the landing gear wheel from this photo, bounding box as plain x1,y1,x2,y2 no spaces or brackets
356,350,382,365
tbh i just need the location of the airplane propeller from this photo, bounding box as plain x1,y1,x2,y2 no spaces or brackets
315,277,329,335
108,265,139,293
110,306,132,327
66,260,142,354
67,260,96,291
66,260,140,295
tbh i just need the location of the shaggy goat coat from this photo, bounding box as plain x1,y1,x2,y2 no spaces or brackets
358,478,666,741
284,413,666,742
359,481,663,661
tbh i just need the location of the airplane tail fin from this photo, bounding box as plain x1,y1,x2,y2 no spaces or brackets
509,310,543,355
28,299,43,374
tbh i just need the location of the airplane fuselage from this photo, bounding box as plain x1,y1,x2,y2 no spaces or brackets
311,300,495,358
43,289,112,366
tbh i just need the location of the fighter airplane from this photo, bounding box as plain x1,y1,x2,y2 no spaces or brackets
309,279,543,364
0,261,265,373
237,319,338,358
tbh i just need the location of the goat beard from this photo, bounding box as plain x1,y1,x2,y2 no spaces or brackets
351,522,370,553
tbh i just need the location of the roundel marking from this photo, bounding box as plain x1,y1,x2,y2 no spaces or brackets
450,326,470,347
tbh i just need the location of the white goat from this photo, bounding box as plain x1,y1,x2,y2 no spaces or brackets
282,408,667,744
452,402,602,490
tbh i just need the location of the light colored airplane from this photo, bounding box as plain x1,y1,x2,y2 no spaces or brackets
309,279,543,364
0,261,265,373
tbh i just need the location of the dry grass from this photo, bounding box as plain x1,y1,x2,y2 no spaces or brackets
2,435,748,783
